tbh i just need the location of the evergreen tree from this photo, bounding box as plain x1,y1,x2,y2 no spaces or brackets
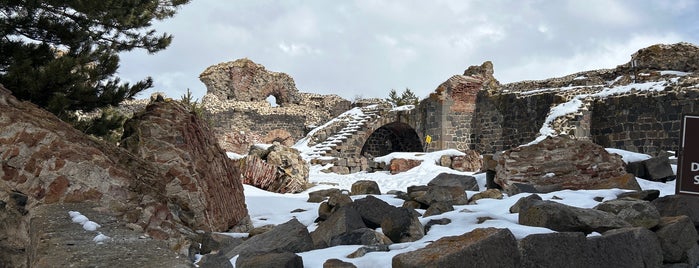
0,0,189,136
386,88,419,107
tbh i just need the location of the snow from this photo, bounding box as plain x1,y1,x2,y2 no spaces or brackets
605,148,651,163
660,70,690,76
226,152,245,160
68,211,105,241
93,232,111,244
390,104,415,111
229,148,678,267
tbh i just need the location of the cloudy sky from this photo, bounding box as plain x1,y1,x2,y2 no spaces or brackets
118,0,699,101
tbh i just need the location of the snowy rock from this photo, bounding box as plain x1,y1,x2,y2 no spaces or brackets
380,207,425,243
518,232,589,268
495,136,641,195
427,173,479,191
218,218,313,260
593,198,660,228
626,156,675,182
311,206,366,248
655,216,699,264
389,158,423,174
350,180,381,195
519,200,631,234
415,186,469,206
235,251,304,268
652,195,699,230
423,202,454,217
392,228,519,268
587,228,662,268
329,228,391,247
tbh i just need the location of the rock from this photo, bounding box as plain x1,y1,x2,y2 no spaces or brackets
199,58,301,104
506,183,563,196
593,198,660,228
237,143,309,194
328,192,353,208
247,225,275,238
427,173,479,191
424,218,452,233
311,206,366,248
219,218,313,259
200,232,244,255
627,156,676,182
519,200,631,234
323,258,357,268
652,195,699,228
401,200,421,209
415,186,469,206
449,150,483,172
0,84,222,266
655,216,699,264
423,202,454,217
381,207,425,243
616,189,660,201
389,159,423,174
392,228,519,268
121,99,250,232
351,195,399,228
235,252,303,268
308,189,342,203
630,42,699,72
586,227,662,268
518,232,589,268
469,189,503,204
494,136,640,195
329,228,391,247
346,245,390,258
350,180,381,195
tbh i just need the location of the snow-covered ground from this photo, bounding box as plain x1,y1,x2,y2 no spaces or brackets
223,149,676,267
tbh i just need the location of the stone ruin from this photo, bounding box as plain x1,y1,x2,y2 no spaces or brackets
198,58,351,154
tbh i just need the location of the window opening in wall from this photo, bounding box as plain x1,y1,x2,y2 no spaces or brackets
266,95,278,107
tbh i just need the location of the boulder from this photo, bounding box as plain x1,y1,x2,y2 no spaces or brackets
199,232,244,255
616,189,660,201
586,227,662,268
518,232,590,268
311,206,366,248
323,258,357,268
652,195,699,229
423,202,454,217
351,195,399,228
350,180,381,195
510,194,542,213
593,198,660,228
427,173,479,191
235,252,303,268
519,200,631,234
494,136,640,195
380,207,425,243
392,228,519,268
218,218,313,260
415,186,469,206
199,58,301,104
626,156,675,182
329,228,391,246
469,189,503,204
655,216,699,264
120,99,250,232
389,159,422,174
307,188,342,203
237,143,309,194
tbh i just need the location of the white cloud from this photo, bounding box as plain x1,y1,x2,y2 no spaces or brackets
278,42,322,56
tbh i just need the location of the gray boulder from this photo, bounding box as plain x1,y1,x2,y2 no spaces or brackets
415,186,468,206
323,258,357,268
351,195,399,228
423,202,454,217
586,227,662,268
392,228,520,268
235,252,303,268
519,200,631,234
308,188,342,203
329,228,391,246
594,197,660,228
653,195,699,227
627,156,675,182
655,216,699,264
381,207,425,243
518,232,590,268
311,206,366,248
220,218,314,259
509,194,543,213
427,173,479,191
350,180,381,195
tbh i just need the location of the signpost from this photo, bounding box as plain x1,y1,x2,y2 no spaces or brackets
677,114,699,196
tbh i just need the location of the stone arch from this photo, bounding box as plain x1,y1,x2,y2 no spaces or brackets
360,122,423,157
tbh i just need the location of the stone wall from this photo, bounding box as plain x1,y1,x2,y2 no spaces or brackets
591,89,699,154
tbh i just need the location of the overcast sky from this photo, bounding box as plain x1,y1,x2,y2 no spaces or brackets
118,0,699,101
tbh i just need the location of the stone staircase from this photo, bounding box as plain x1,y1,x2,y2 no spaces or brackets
305,105,384,159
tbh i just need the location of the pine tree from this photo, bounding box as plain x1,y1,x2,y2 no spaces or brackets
0,0,189,136
386,88,419,107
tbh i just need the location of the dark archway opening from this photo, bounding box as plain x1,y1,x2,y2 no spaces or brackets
360,122,423,157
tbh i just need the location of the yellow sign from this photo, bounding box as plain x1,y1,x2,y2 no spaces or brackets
425,135,432,144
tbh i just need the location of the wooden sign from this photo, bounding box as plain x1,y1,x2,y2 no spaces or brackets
677,114,699,195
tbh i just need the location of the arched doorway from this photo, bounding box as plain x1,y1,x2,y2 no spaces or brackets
360,122,423,157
